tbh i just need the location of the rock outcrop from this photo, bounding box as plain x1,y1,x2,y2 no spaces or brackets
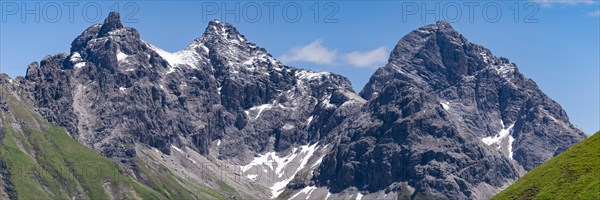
13,13,586,199
311,21,586,199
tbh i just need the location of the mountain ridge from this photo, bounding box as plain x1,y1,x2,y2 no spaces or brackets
309,19,586,199
1,12,588,199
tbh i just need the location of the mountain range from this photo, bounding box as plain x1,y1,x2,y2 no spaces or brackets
0,12,588,199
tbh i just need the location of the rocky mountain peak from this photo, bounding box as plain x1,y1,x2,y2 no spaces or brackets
435,20,452,28
361,21,495,99
15,15,588,200
182,19,258,56
179,19,282,81
321,21,588,199
67,12,143,70
388,20,464,62
201,19,247,44
98,11,124,37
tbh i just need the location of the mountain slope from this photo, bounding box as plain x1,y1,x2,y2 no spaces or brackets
493,131,600,200
6,12,588,200
19,12,359,199
0,74,168,199
304,21,587,199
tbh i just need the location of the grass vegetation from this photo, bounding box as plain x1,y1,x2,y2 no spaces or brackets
0,82,239,200
493,131,600,200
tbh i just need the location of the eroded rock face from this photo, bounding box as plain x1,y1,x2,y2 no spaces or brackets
21,12,359,167
312,21,586,199
18,13,586,199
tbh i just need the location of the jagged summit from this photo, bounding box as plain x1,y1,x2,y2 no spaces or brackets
177,18,285,79
182,19,255,52
388,20,465,62
360,21,509,100
435,20,453,29
362,21,484,99
98,11,124,37
15,13,587,200
67,12,143,69
315,20,587,199
201,19,247,43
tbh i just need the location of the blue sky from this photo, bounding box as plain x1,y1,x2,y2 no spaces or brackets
1,1,598,134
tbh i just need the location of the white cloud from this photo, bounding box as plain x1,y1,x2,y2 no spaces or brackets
279,40,337,65
588,9,600,16
279,40,389,68
531,0,597,6
344,47,388,68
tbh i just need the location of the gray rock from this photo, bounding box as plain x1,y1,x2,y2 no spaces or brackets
21,12,357,169
14,13,586,199
312,21,586,199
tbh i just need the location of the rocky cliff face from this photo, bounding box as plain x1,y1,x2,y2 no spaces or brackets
22,12,357,166
14,13,586,200
310,21,587,199
0,74,194,200
19,12,360,199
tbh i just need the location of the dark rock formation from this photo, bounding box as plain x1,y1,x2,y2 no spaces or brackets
21,12,358,167
14,12,586,199
312,21,586,199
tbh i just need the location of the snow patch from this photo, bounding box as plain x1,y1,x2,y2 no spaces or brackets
216,139,221,147
322,94,336,108
296,71,330,80
118,86,126,91
116,51,128,62
166,67,176,74
343,90,367,103
310,154,326,169
247,174,257,181
481,122,514,146
187,157,197,164
307,116,314,125
480,52,490,63
70,52,82,62
200,43,210,53
548,115,558,123
270,180,289,199
171,145,183,153
243,59,254,66
282,124,295,130
440,101,450,110
74,62,86,69
508,135,515,160
245,104,274,120
289,186,317,200
494,63,515,75
481,121,516,159
241,143,319,199
149,44,187,67
356,193,363,200
69,51,86,69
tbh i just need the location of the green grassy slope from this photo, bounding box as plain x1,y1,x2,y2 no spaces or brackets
493,131,600,200
0,75,240,200
0,83,166,199
0,81,236,199
0,79,232,199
